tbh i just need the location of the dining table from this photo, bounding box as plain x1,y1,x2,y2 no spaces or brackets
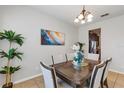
52,59,100,88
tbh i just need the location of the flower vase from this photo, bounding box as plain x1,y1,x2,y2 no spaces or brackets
73,61,82,70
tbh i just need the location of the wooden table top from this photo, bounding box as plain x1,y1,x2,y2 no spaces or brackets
53,59,100,88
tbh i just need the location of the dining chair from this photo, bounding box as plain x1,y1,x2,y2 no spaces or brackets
101,57,112,88
66,52,74,61
51,54,71,86
40,62,58,88
51,54,67,65
87,53,99,61
88,61,106,88
40,61,72,88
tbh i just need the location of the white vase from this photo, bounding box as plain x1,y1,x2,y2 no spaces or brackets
73,61,81,70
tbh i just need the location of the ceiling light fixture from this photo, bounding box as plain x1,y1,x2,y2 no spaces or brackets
74,5,93,24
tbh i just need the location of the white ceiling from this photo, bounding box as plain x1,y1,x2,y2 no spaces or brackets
31,5,124,27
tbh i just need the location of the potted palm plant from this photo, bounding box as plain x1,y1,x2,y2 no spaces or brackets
0,30,24,88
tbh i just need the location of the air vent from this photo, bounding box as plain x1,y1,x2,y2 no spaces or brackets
100,13,109,17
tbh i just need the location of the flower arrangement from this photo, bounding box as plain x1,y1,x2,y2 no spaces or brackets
72,42,85,70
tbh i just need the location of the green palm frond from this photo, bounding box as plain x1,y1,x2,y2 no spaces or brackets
8,48,23,60
0,30,24,46
0,66,21,74
0,66,8,74
0,32,3,38
10,66,21,74
13,34,24,46
0,50,9,58
0,48,23,60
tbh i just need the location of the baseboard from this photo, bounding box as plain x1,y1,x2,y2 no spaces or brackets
14,73,42,84
109,69,124,75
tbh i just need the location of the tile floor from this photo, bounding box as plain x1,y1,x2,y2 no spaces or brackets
13,71,124,88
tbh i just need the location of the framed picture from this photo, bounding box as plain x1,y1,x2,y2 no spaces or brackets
41,29,65,45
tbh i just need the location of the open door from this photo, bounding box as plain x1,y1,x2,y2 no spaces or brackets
89,28,101,60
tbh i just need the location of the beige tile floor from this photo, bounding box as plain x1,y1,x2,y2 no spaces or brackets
13,71,124,88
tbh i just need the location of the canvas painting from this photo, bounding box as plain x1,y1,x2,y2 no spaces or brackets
41,29,65,45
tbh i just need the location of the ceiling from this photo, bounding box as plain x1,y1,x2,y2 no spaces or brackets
31,5,124,27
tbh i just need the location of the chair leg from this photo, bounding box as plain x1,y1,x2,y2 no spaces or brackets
86,79,89,86
101,81,104,88
86,77,91,86
104,78,109,88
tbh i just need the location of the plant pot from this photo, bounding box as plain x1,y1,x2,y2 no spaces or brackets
2,82,13,88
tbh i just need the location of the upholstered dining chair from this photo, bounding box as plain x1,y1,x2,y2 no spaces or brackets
88,61,106,88
40,62,58,88
40,62,72,88
87,53,99,61
51,54,67,65
51,54,70,86
101,57,112,88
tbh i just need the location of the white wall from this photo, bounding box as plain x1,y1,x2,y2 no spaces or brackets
0,8,3,28
0,6,78,86
79,15,124,73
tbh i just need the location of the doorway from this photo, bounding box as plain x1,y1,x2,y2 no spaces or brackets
89,28,101,60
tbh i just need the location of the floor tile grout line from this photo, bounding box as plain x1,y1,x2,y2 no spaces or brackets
33,78,41,88
113,73,119,88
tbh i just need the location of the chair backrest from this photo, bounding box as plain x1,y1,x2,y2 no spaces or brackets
40,62,58,88
102,57,112,82
87,53,99,61
66,53,74,61
89,61,106,88
52,54,67,65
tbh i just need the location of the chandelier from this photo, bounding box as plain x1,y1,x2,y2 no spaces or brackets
74,5,93,24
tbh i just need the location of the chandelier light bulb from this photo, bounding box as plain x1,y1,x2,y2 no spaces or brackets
78,14,84,20
74,18,79,23
87,14,93,19
87,18,92,22
81,20,85,24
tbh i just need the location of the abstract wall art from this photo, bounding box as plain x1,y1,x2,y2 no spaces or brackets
41,29,65,45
